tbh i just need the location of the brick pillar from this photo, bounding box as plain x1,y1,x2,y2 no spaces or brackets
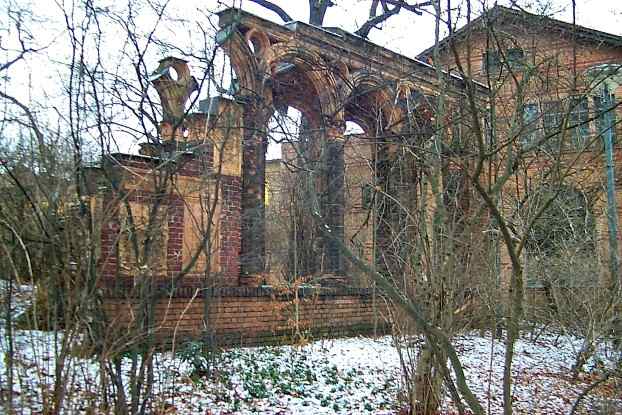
374,140,392,276
166,195,184,277
100,193,120,281
240,102,267,280
220,175,242,285
324,129,345,275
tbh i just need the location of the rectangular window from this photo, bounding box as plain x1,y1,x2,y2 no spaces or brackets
521,103,540,147
507,47,525,68
450,116,465,154
542,100,563,151
569,96,589,148
541,99,590,151
483,48,524,74
483,50,501,74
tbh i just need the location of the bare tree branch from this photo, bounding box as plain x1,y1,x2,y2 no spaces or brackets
382,0,433,13
309,0,334,25
248,0,294,22
356,0,433,38
355,0,401,38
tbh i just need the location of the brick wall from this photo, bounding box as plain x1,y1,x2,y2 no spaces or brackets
95,144,243,285
99,192,119,281
166,195,184,277
220,175,242,285
102,286,389,346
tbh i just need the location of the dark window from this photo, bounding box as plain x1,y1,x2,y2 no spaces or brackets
543,100,563,150
507,47,525,68
483,50,501,74
484,47,524,74
569,96,589,148
521,103,540,147
449,116,465,154
539,98,590,151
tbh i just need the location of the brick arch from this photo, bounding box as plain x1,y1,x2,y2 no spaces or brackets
342,69,402,135
393,81,437,138
256,43,349,277
219,30,260,97
262,42,344,127
219,36,348,281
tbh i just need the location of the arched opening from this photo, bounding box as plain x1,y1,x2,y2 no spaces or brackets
523,184,597,288
266,106,302,160
340,120,377,286
341,79,434,287
342,80,403,281
264,106,307,282
237,51,345,283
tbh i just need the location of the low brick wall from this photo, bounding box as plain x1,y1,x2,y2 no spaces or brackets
102,285,390,346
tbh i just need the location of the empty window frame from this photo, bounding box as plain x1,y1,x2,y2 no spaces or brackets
483,47,525,74
521,97,591,150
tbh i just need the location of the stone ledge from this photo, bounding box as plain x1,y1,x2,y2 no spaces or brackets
100,279,373,299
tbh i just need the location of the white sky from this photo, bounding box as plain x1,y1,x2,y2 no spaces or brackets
2,0,621,159
228,0,622,59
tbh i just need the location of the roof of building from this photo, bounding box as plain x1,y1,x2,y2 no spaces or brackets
417,5,622,61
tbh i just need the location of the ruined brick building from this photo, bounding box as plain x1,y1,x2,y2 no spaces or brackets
95,5,622,344
418,5,622,290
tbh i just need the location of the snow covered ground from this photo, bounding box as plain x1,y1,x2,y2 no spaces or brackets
1,324,620,414
1,282,620,414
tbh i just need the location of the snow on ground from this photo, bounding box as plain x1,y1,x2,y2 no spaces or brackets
1,323,620,414
0,284,620,413
0,281,34,319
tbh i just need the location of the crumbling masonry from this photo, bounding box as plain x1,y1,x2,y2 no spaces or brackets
95,8,479,345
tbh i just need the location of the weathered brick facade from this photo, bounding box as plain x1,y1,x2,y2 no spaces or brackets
419,6,622,288
93,8,482,345
103,285,389,346
220,175,242,284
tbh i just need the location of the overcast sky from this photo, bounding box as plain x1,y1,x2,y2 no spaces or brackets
222,0,622,59
3,0,621,158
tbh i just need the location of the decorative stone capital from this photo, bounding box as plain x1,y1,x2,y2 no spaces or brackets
150,57,199,123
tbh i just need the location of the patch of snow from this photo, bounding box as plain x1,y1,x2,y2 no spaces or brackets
0,317,620,413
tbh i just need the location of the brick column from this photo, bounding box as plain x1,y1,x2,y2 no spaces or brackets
100,193,120,281
324,127,345,275
240,102,267,279
220,175,242,285
166,195,184,277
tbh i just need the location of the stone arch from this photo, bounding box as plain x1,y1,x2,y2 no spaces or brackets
262,42,344,127
340,72,438,282
219,35,348,280
245,28,271,58
393,81,436,138
257,42,348,276
220,30,260,97
342,69,401,135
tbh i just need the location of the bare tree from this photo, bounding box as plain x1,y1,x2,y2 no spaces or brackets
248,0,433,38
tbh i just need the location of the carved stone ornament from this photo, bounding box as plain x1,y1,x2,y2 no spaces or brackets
150,57,199,122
